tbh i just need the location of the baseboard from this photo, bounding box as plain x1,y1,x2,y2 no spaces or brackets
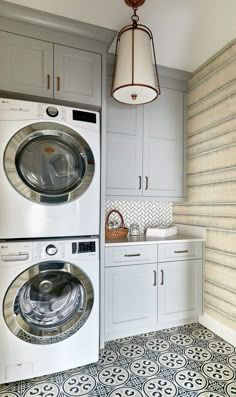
199,314,236,346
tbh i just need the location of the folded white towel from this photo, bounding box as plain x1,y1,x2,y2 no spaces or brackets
146,225,177,237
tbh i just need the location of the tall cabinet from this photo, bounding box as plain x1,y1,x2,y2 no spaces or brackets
143,88,183,197
106,76,143,196
106,69,189,200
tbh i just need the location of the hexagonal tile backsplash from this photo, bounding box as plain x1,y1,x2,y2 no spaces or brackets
105,201,173,233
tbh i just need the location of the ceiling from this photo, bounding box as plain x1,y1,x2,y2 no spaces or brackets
3,0,236,72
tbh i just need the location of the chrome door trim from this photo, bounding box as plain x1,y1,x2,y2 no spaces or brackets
4,122,95,204
3,261,94,344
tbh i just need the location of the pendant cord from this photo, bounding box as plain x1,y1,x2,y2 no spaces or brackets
131,7,139,27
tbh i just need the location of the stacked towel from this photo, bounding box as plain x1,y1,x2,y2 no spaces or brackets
146,225,177,237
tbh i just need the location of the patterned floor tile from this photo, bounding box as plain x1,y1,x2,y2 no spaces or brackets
0,324,235,397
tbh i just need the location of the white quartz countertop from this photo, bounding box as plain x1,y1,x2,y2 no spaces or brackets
105,234,205,246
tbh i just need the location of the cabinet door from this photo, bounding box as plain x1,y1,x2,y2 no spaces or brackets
54,45,101,106
106,77,143,196
0,31,53,98
143,87,184,197
158,259,202,326
105,264,157,341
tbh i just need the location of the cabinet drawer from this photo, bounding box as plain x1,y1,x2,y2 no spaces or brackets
158,242,202,262
105,245,157,267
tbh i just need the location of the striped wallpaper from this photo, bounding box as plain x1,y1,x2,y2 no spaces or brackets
173,39,236,332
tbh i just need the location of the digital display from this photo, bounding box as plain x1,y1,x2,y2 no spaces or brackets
73,110,96,124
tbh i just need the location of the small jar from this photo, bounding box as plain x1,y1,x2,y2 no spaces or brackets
130,223,140,236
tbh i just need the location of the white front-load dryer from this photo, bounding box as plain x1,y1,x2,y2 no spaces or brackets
0,237,99,384
0,98,100,239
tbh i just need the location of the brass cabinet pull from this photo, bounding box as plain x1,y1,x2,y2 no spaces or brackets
57,76,60,91
124,253,141,257
47,74,50,90
138,176,142,190
161,269,164,285
174,250,189,254
153,270,157,286
145,176,148,190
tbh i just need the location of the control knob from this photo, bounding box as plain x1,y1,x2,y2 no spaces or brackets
46,244,58,256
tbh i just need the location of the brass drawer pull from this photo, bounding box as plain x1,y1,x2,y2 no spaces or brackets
174,250,189,254
57,76,60,91
47,74,50,90
153,270,157,286
161,269,164,285
138,176,142,190
124,254,141,257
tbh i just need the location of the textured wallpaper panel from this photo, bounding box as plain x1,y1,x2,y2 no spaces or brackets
173,39,236,332
105,201,172,233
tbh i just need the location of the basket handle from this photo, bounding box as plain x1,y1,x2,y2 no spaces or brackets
105,209,125,227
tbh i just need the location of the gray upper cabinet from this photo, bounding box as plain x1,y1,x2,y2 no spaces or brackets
106,77,143,196
0,31,53,98
143,88,184,197
0,31,102,107
54,45,101,106
106,76,185,200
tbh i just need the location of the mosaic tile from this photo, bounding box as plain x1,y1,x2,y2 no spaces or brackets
0,324,235,397
105,200,173,233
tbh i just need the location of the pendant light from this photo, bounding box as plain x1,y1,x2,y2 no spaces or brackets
112,0,161,105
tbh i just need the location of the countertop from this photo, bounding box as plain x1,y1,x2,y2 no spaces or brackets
105,234,205,246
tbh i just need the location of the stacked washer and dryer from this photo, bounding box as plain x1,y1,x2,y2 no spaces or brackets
0,98,100,384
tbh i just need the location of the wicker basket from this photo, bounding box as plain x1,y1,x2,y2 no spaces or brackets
105,210,129,240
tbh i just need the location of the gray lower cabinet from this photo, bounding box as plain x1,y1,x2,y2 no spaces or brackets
158,260,202,327
0,31,53,98
157,241,203,328
105,244,158,341
0,31,101,106
104,242,203,341
106,77,184,199
105,264,158,341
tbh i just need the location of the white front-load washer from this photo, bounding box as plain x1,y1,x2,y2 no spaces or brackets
0,98,100,239
0,237,99,384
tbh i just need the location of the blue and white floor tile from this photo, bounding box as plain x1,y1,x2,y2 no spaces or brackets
0,323,235,397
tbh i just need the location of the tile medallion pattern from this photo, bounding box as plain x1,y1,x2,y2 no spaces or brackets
0,324,235,397
105,201,173,233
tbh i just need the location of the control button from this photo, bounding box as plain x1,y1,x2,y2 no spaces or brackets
46,244,58,256
72,242,77,254
46,106,59,118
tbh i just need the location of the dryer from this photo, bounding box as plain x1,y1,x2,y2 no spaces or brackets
0,237,99,384
0,98,100,239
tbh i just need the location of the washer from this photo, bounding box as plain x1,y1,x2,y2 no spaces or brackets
0,98,100,239
0,237,99,384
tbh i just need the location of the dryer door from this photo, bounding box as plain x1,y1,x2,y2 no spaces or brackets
3,261,94,344
4,122,95,204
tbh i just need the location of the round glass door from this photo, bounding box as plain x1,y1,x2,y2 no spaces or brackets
4,122,95,204
3,262,94,344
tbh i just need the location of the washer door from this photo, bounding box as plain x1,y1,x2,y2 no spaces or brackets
3,261,94,344
4,122,95,204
